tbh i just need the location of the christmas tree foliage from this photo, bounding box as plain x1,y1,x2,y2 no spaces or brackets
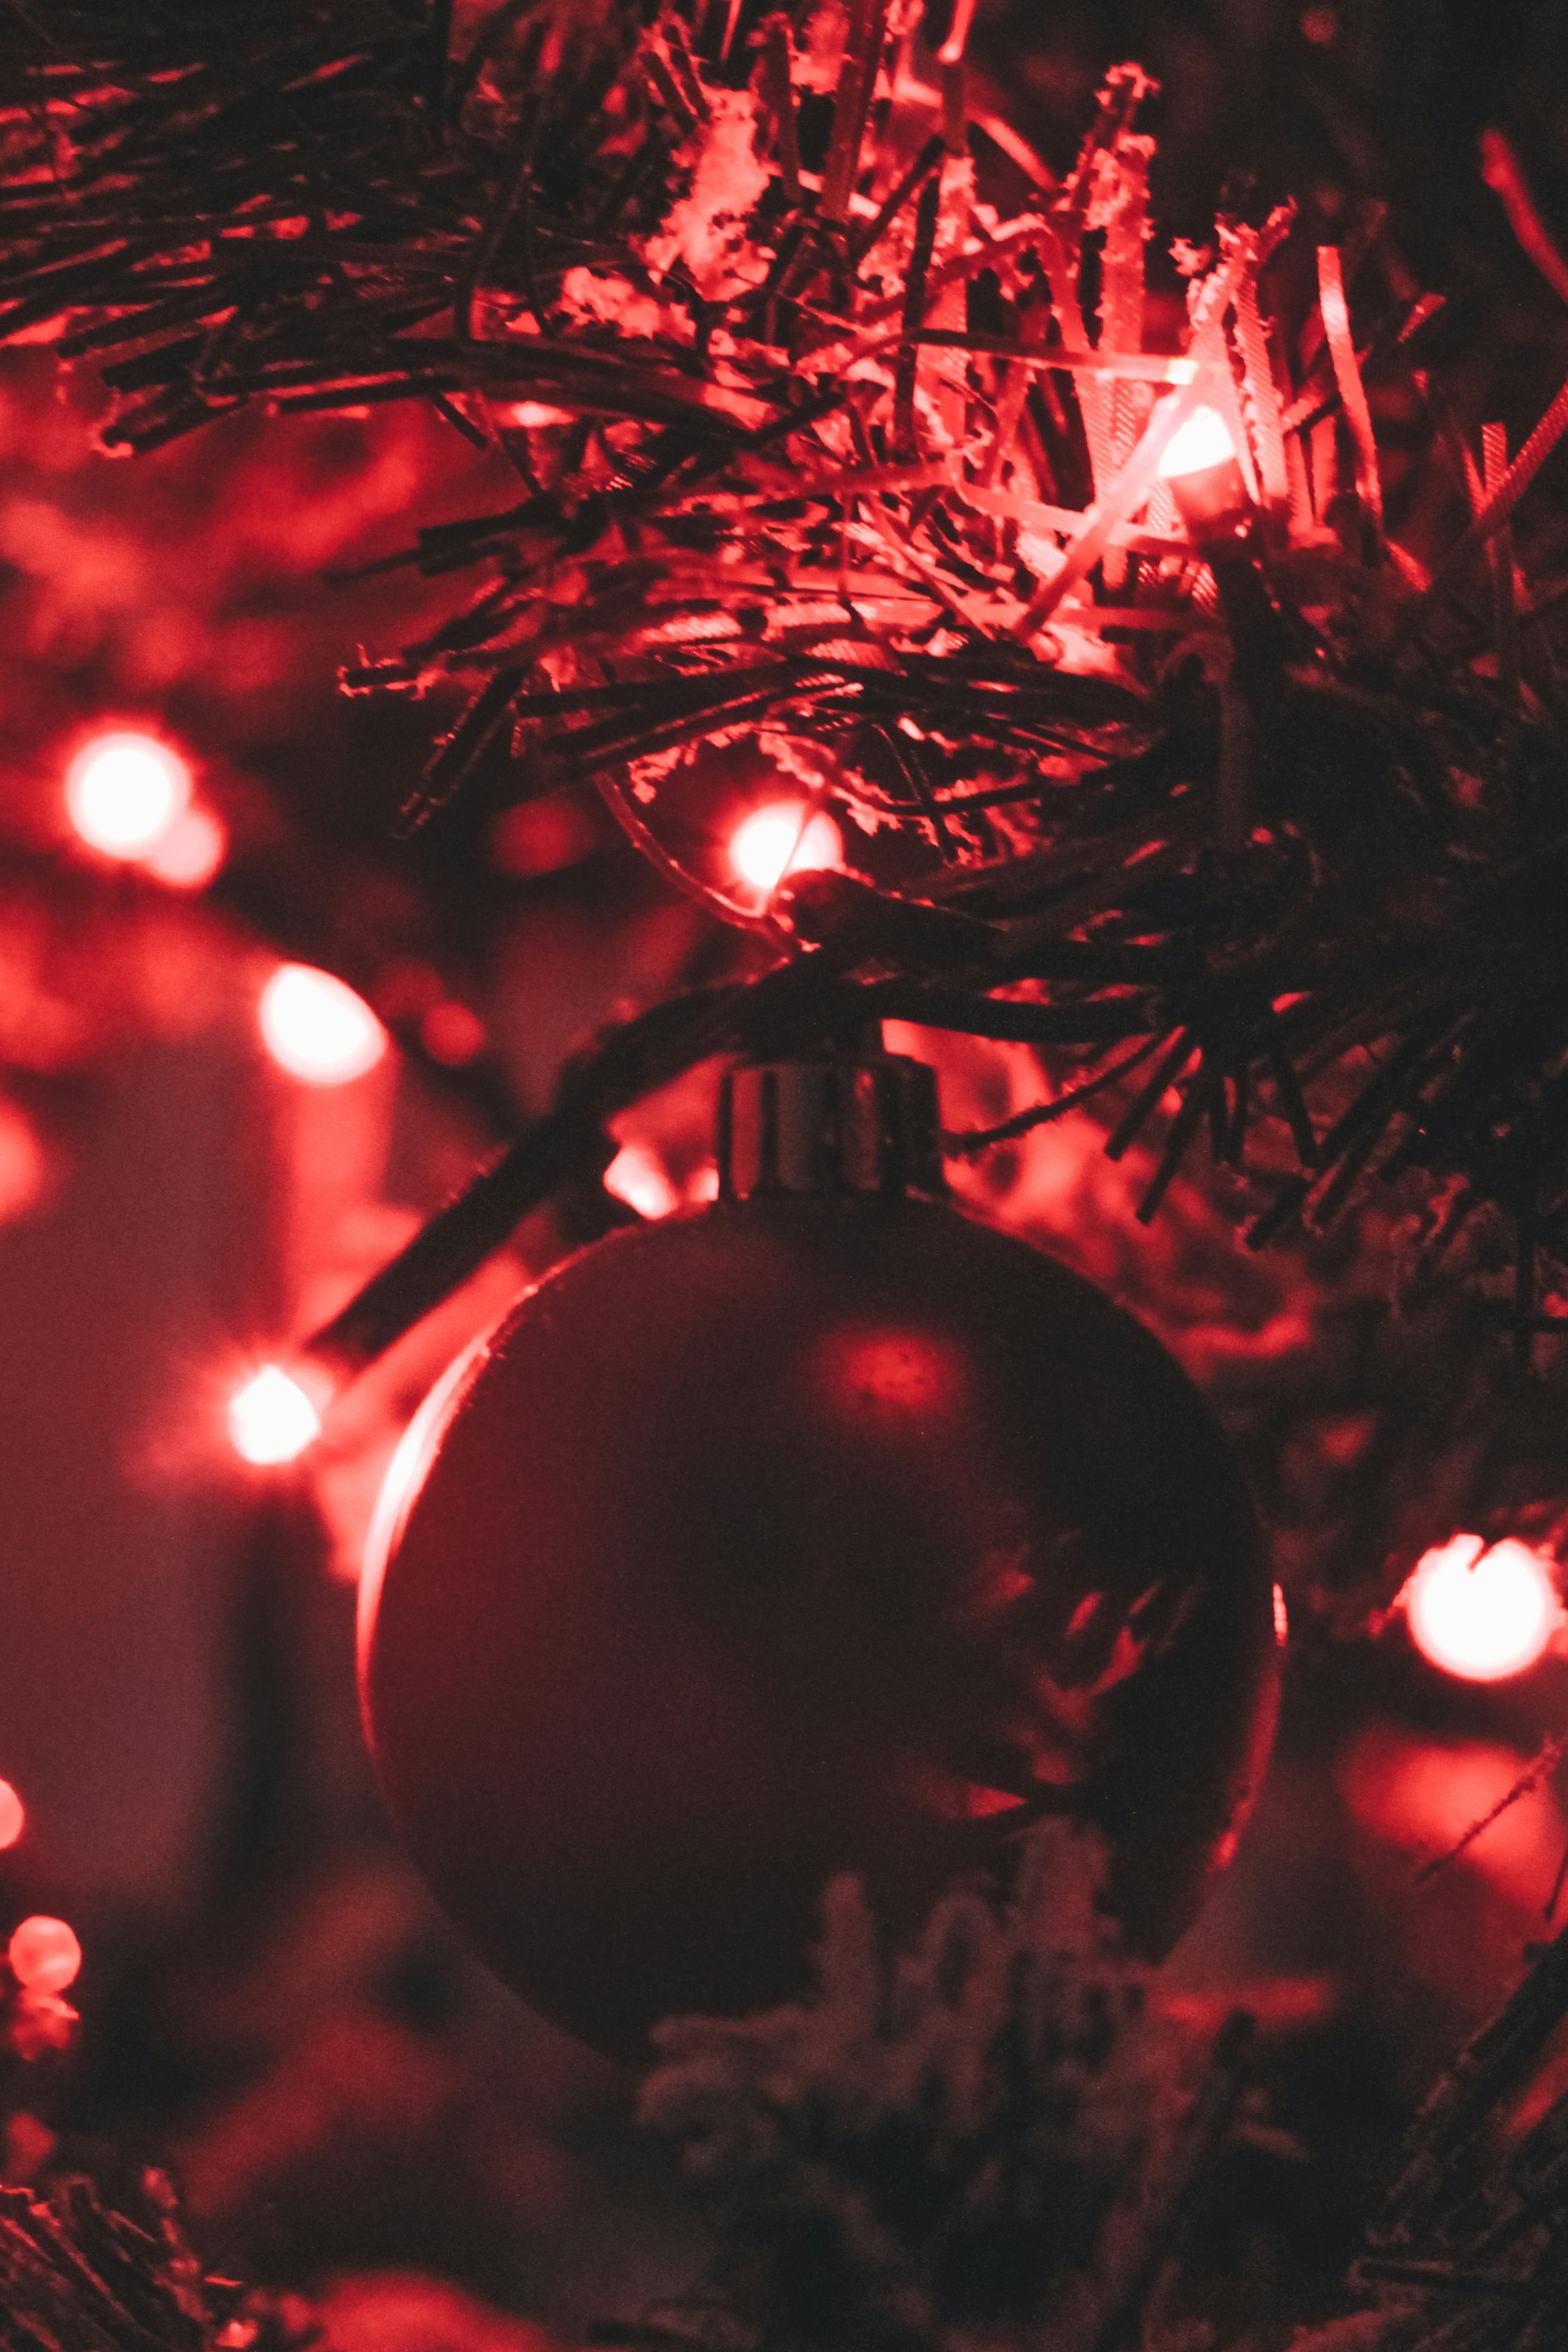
10,1836,1568,2351
2,0,1568,1369
641,1828,1245,2352
0,2167,307,2352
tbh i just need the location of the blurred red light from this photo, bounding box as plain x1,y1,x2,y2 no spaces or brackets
228,1363,323,1465
0,1779,23,1851
8,1915,80,1993
143,804,226,889
259,963,387,1086
603,1143,681,1221
421,1001,486,1066
1403,1534,1560,1683
65,731,190,858
490,795,599,876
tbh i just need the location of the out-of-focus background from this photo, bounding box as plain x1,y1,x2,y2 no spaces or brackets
2,1,1568,2340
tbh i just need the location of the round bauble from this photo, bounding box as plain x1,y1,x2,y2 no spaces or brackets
360,1119,1279,2061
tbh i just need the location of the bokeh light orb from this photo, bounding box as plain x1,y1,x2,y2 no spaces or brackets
603,1142,681,1222
420,1000,486,1067
259,963,387,1086
507,400,574,428
65,731,191,858
730,804,843,894
229,1364,323,1466
8,1915,81,1994
143,804,227,890
1158,404,1237,481
0,1779,23,1851
1404,1534,1561,1683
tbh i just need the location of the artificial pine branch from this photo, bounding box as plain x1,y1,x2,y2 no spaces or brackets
0,2170,306,2352
638,1823,1245,2352
1317,1923,1568,2352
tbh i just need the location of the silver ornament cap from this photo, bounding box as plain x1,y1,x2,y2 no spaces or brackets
718,1053,946,1201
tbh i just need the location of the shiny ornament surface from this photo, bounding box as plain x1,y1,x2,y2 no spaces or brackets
361,1194,1278,2061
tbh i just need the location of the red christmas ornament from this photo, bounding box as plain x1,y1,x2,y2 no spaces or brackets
361,1052,1280,2062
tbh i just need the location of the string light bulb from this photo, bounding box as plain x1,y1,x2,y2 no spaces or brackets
1157,405,1250,542
65,730,191,859
228,1363,323,1465
8,1915,81,1994
1403,1534,1561,1683
259,963,387,1086
0,1779,23,1851
1156,400,1286,773
1159,404,1239,482
730,804,842,895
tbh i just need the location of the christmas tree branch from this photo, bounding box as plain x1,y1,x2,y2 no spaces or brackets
3,2,1566,1358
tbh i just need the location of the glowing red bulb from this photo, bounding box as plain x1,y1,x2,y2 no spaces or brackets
730,804,843,895
1158,405,1239,482
1403,1534,1561,1683
65,731,191,858
0,1779,23,1851
228,1364,324,1465
8,1916,80,1994
143,804,227,890
420,1000,486,1067
259,963,387,1086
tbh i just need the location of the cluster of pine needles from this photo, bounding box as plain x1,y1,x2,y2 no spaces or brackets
3,1,1568,1368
